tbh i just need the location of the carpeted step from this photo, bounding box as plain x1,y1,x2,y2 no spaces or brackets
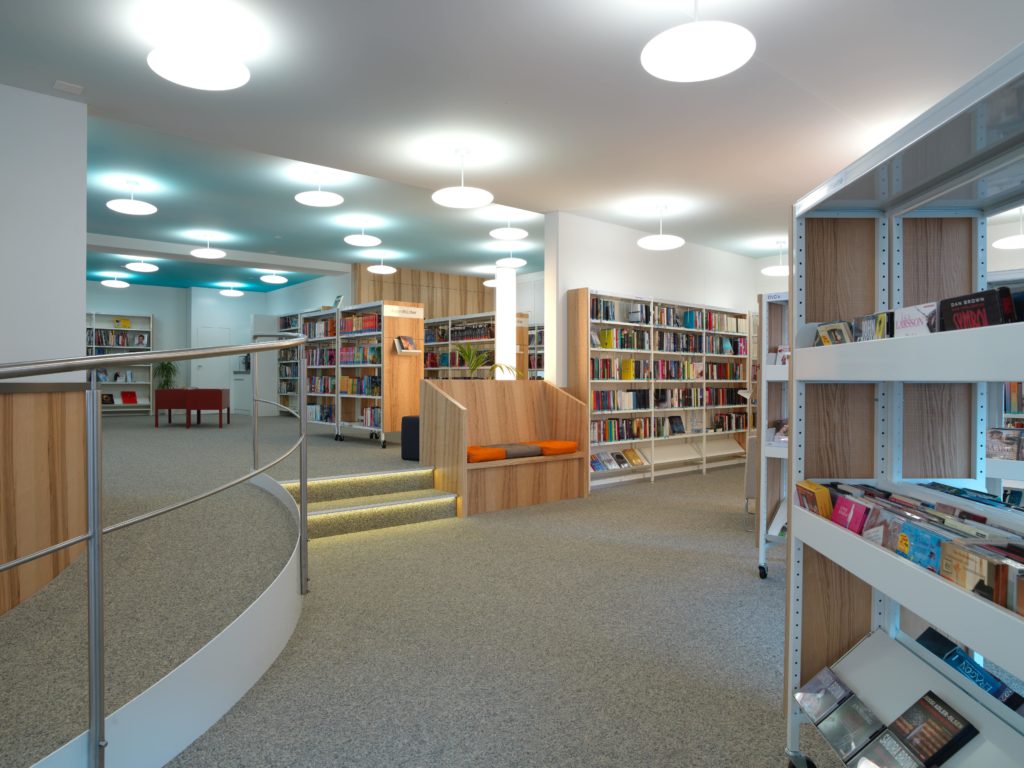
308,488,457,539
281,467,434,505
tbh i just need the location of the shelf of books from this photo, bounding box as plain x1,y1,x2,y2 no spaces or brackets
422,311,529,380
566,288,749,487
86,312,153,414
987,383,1024,488
755,292,788,580
528,324,544,380
784,46,1024,768
276,312,300,415
301,308,338,429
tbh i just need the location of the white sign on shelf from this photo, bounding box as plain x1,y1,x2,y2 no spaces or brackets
383,305,425,319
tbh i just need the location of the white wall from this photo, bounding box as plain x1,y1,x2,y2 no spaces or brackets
544,212,759,385
753,257,791,297
516,271,544,324
0,85,86,382
87,282,189,355
265,274,350,316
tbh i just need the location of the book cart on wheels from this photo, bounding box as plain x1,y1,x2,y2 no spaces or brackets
755,292,788,579
785,44,1024,768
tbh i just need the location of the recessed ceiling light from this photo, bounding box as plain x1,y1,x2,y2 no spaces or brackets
147,47,251,91
125,257,158,273
367,263,397,275
490,226,528,241
495,256,527,269
482,279,497,287
260,272,288,284
641,16,756,83
219,287,244,297
295,188,344,207
101,278,129,288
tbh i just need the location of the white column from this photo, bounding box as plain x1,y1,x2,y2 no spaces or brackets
493,266,516,378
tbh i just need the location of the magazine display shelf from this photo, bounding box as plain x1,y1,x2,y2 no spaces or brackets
784,44,1024,768
755,292,788,580
86,312,153,414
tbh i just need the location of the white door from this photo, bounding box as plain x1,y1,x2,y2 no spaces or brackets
192,326,231,388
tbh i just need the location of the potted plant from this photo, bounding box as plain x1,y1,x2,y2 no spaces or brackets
452,342,522,379
154,360,178,390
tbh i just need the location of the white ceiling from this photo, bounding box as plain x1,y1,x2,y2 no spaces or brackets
1,0,1023,261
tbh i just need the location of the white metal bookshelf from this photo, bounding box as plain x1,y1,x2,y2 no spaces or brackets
567,288,750,487
276,312,300,413
85,312,153,414
784,44,1024,768
423,311,529,379
528,323,544,379
755,292,788,579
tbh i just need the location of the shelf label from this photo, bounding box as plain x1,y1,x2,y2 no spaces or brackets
383,305,424,319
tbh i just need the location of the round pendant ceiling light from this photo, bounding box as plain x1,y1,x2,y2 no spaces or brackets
490,225,528,241
259,272,288,285
495,256,527,269
219,286,244,297
993,208,1024,250
637,208,685,251
641,1,756,83
432,150,493,209
125,257,158,273
147,47,251,91
101,278,129,288
345,219,382,247
295,186,344,208
761,241,790,277
367,263,397,275
482,278,497,288
191,240,226,259
106,189,157,216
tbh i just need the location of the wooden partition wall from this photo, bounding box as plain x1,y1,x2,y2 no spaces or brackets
353,265,494,319
0,389,87,615
420,380,588,516
791,215,978,681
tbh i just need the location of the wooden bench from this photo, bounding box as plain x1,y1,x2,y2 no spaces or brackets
420,380,588,516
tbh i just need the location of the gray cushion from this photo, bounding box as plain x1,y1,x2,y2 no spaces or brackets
489,443,543,459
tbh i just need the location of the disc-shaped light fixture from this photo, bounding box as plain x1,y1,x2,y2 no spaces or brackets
637,207,685,251
367,263,397,275
101,278,129,288
641,1,756,83
259,272,288,285
106,183,157,216
495,256,527,269
147,47,251,91
295,186,344,208
490,225,528,241
432,150,493,209
482,278,497,287
219,284,244,297
345,218,382,247
761,241,790,277
125,257,158,273
993,208,1024,250
191,239,226,259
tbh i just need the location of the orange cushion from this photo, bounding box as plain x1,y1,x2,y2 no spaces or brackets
526,440,578,456
467,445,506,463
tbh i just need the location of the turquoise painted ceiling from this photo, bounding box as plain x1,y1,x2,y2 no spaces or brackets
86,117,543,291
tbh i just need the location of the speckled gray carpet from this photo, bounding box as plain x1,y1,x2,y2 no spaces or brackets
168,467,840,768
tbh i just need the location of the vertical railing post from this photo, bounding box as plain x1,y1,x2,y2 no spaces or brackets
86,375,107,767
299,342,309,594
251,352,260,470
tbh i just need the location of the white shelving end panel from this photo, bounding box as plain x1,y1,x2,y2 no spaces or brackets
986,458,1024,483
793,324,1024,383
792,506,1024,682
832,631,1024,767
764,364,789,382
763,443,788,459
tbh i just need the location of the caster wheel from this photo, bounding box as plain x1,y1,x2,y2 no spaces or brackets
381,440,387,449
759,565,768,579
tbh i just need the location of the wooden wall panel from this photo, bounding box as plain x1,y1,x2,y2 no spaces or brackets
381,301,424,433
901,218,973,305
466,458,586,516
0,391,87,615
903,383,973,478
804,218,876,323
804,384,875,478
565,288,590,403
419,381,467,517
354,265,493,318
767,301,787,351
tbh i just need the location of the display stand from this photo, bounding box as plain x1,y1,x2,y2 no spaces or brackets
86,312,153,413
566,288,749,487
755,292,788,579
784,44,1024,768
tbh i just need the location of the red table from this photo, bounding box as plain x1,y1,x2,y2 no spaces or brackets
154,388,231,428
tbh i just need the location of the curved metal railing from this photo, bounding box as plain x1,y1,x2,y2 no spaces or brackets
0,332,310,768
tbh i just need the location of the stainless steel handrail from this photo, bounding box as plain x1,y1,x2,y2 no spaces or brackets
0,332,310,768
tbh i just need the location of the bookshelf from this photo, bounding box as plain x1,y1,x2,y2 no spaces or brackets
528,324,544,380
784,45,1024,768
85,312,153,414
755,292,788,580
566,288,749,487
422,311,529,380
301,308,338,430
277,312,300,414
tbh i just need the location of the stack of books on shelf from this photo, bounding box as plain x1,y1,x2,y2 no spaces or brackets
592,389,651,412
303,316,337,338
654,330,702,353
795,479,1024,616
591,297,651,324
591,358,651,380
340,313,380,334
591,416,651,444
706,310,748,334
590,447,649,473
357,406,381,428
986,428,1024,460
339,374,380,396
796,662,980,766
655,305,702,329
305,347,336,366
653,359,703,381
339,344,381,364
306,403,334,423
653,387,703,409
450,322,494,341
307,375,336,395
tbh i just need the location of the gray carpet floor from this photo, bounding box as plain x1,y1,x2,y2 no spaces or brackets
169,467,840,768
0,414,379,767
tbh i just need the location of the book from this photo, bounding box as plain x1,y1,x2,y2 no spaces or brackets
853,311,893,342
95,368,109,382
895,519,953,573
816,321,854,346
612,452,630,469
818,695,885,762
796,480,833,519
832,494,873,535
668,415,685,434
622,448,647,467
112,316,132,328
777,345,790,365
889,691,977,767
938,287,1016,331
597,451,617,470
120,390,138,405
590,454,604,472
986,428,1024,460
917,628,1024,710
850,729,924,768
794,666,852,724
893,303,937,337
101,393,114,405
